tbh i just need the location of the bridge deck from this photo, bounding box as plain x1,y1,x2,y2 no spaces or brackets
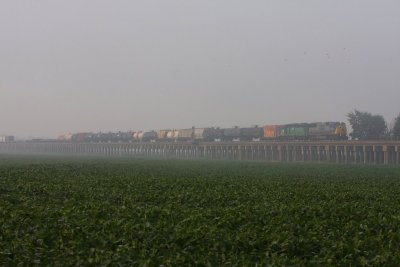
1,141,400,164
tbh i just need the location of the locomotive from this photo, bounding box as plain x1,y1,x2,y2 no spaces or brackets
64,121,347,143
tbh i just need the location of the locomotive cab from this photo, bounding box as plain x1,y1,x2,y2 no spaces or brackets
334,123,348,139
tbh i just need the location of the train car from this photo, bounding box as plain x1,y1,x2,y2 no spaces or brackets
335,123,347,139
240,126,263,141
157,130,170,141
263,125,280,139
89,133,100,142
84,133,97,142
142,131,157,141
57,134,72,142
113,132,122,142
102,132,114,142
71,133,88,142
166,131,174,140
133,131,142,141
0,135,15,142
194,127,222,141
309,122,347,140
121,131,134,142
166,130,179,141
178,128,194,141
108,132,119,142
278,124,309,140
222,127,241,141
134,131,157,142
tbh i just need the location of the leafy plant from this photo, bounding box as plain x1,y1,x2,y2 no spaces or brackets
1,156,400,265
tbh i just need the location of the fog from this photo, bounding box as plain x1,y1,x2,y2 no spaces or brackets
1,0,399,138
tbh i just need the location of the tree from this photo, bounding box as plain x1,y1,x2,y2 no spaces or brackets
347,110,387,140
393,114,400,140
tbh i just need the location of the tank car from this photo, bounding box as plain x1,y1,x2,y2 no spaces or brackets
102,132,114,142
222,127,241,141
194,127,222,141
143,131,157,141
121,131,134,142
240,126,263,141
71,133,88,142
108,132,119,142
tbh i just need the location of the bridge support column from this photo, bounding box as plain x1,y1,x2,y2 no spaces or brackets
335,147,339,163
397,146,400,165
383,145,388,165
278,146,283,162
270,146,274,161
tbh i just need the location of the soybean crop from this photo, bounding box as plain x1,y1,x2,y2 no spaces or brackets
1,155,400,266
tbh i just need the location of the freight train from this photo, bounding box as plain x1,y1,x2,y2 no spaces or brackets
59,122,347,143
0,135,14,143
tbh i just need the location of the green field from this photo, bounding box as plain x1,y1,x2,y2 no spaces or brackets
1,155,400,266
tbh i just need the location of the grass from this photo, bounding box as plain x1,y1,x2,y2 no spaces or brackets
1,155,400,266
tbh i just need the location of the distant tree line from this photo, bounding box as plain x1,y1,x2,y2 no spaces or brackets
347,110,400,140
393,114,400,140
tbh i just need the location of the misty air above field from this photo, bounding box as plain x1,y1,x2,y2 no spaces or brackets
1,1,399,138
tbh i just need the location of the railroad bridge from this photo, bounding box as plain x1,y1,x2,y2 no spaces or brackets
1,141,400,165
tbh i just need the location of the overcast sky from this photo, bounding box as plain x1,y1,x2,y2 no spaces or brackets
1,1,399,138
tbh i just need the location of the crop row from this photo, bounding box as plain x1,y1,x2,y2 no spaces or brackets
1,156,400,265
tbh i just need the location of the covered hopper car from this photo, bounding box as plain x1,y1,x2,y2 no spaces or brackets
157,130,170,140
178,128,194,140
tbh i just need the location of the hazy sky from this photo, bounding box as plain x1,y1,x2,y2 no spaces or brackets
1,1,399,138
